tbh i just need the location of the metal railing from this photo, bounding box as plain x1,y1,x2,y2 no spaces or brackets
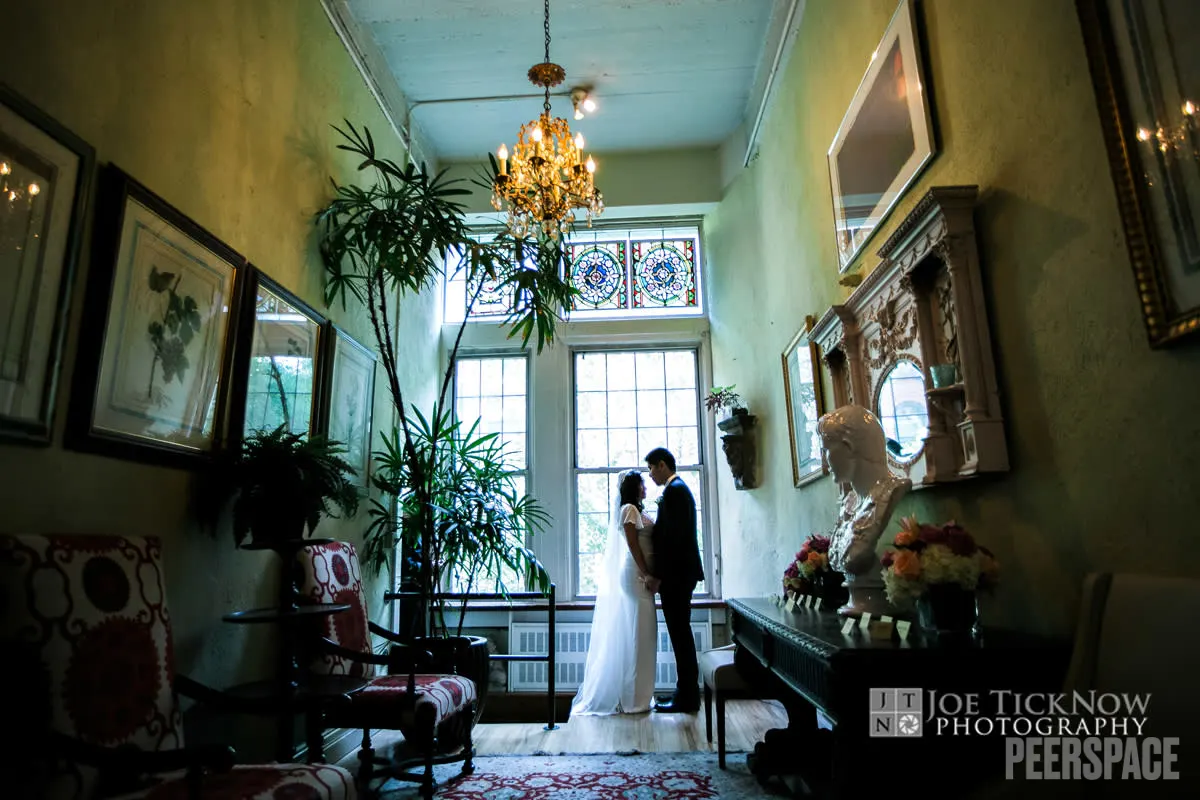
384,583,558,730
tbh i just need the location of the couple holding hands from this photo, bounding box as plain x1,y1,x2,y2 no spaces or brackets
571,447,705,716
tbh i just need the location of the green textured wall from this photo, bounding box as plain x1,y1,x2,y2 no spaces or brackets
705,0,1200,635
0,0,439,752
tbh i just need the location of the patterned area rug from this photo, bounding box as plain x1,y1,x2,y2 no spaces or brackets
377,752,783,799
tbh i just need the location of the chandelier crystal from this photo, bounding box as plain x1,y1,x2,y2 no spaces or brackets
492,0,603,239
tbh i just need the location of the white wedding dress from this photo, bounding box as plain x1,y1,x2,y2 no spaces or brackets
570,494,658,715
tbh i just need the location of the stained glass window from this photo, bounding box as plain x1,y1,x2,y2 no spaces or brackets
574,349,706,596
632,239,697,308
466,272,514,318
444,226,702,323
568,241,626,310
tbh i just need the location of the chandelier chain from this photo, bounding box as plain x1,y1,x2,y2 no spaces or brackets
492,0,604,239
543,0,552,112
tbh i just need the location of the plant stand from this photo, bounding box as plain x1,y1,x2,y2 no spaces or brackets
717,410,757,490
223,538,364,762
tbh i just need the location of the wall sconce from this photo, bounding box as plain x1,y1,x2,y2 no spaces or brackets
571,86,597,120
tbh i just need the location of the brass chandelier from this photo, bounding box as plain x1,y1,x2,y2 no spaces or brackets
492,0,603,239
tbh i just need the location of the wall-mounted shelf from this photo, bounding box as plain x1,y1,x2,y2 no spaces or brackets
811,185,1008,487
717,410,758,490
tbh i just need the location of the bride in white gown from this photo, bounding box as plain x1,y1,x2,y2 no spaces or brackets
570,470,658,715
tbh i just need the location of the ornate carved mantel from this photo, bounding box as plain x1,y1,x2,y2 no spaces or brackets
810,185,1008,487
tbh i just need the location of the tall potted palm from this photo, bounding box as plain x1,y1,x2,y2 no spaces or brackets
315,122,572,711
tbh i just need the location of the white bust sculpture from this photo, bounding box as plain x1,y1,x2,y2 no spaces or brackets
818,405,912,617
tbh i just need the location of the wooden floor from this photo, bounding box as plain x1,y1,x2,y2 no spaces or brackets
358,699,788,758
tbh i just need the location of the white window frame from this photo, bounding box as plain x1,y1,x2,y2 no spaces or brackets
569,343,711,598
447,351,531,594
443,317,720,603
430,218,721,603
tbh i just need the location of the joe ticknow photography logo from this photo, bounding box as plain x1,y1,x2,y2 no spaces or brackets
869,688,924,737
869,688,1181,782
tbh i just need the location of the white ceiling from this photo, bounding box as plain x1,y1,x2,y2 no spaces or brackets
341,0,789,162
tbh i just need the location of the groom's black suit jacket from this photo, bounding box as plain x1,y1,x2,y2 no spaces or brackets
651,477,704,589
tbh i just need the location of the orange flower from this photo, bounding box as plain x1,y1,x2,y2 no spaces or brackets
893,550,922,579
898,515,921,537
894,530,916,547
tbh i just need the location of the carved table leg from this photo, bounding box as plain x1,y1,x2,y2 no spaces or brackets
738,651,829,795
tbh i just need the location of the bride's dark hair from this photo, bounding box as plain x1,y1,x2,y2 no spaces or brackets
618,471,644,511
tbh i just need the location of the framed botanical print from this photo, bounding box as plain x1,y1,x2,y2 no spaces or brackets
828,0,936,272
319,324,377,488
69,167,243,466
782,317,826,487
1077,0,1200,346
0,85,94,443
229,269,325,438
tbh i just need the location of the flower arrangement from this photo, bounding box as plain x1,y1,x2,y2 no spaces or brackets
704,384,743,414
880,516,1000,607
782,534,833,596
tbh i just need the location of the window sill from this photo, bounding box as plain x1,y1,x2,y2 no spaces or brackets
448,597,728,613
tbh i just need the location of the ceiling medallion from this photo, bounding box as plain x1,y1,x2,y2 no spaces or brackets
492,0,603,240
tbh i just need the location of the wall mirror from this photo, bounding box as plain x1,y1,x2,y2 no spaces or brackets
874,358,927,464
240,272,324,437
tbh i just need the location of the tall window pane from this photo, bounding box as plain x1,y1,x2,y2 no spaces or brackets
450,355,528,593
574,349,705,596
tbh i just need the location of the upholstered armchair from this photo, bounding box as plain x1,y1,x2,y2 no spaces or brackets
0,533,357,800
295,541,476,799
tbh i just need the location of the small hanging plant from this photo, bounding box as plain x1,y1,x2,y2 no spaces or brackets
705,384,743,415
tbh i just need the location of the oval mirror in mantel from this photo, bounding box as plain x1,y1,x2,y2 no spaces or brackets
875,358,928,464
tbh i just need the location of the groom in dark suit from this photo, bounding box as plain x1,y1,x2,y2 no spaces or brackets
644,447,704,713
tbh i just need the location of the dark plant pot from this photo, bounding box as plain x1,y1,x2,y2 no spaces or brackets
248,506,307,547
815,572,848,610
916,583,979,639
415,635,490,727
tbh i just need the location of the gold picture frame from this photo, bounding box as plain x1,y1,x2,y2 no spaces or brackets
782,316,827,487
1077,0,1200,346
827,0,936,273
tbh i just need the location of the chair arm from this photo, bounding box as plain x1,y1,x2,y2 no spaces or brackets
385,643,435,675
368,621,409,644
308,635,397,666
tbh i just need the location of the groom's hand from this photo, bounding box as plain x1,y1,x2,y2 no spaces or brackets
646,576,662,593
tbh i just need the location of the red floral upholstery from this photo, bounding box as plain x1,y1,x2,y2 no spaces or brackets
128,764,354,800
0,534,357,800
338,674,478,731
295,542,477,797
295,541,374,678
294,541,477,728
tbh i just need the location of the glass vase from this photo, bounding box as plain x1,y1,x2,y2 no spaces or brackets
916,583,979,638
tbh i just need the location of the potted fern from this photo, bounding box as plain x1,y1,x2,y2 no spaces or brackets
226,425,359,548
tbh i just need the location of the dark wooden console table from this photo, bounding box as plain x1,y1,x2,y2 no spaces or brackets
728,597,1070,798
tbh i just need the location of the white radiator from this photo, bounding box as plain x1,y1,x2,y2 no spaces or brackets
507,621,711,692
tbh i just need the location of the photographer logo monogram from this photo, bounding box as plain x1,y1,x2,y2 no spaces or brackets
870,688,924,737
869,689,1180,781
